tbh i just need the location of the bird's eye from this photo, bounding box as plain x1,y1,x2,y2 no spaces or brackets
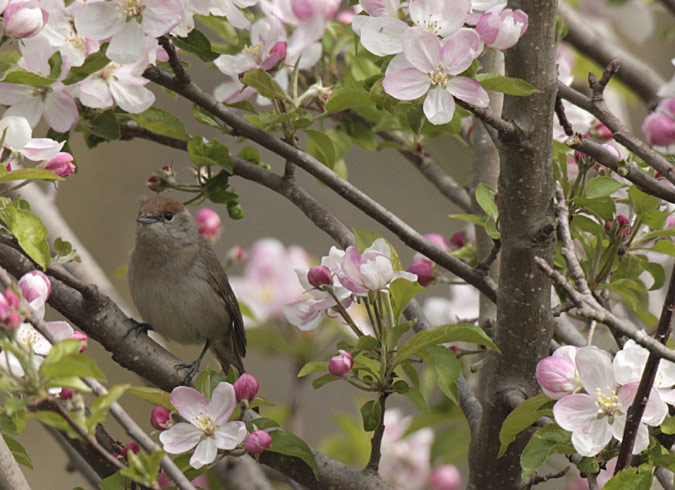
163,212,175,222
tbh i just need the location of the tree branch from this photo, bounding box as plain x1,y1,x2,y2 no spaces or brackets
557,80,675,186
615,259,675,473
141,66,497,303
557,2,665,105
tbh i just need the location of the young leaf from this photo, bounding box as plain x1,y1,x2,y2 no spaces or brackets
3,434,32,469
325,83,371,114
242,69,289,100
0,168,63,184
353,228,383,252
604,464,653,490
0,205,50,269
297,361,328,378
267,430,320,480
520,424,574,478
360,399,382,432
172,29,219,62
422,345,460,403
475,73,539,96
40,353,105,380
389,278,425,321
585,176,623,199
304,129,337,168
129,107,189,141
498,392,552,458
86,384,130,430
475,183,499,221
2,68,54,87
62,51,110,85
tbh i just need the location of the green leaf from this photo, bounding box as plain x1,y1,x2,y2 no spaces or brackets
585,176,623,198
297,361,328,378
0,205,50,269
498,392,552,458
41,353,105,380
48,52,63,79
130,107,189,141
577,456,599,474
312,373,340,389
360,399,382,432
0,406,27,434
268,430,319,480
0,168,63,184
87,385,130,430
423,345,460,403
1,68,53,87
241,69,289,100
172,29,218,62
475,183,498,221
572,196,616,221
449,213,489,226
88,109,120,141
475,73,539,96
520,425,574,478
192,104,223,129
629,186,661,216
389,278,425,321
604,464,653,490
187,137,232,172
304,129,337,168
353,228,383,252
650,240,675,257
62,51,110,85
325,83,371,114
396,323,499,364
31,411,71,432
3,434,32,469
356,335,379,350
99,472,125,490
127,386,172,409
661,415,675,435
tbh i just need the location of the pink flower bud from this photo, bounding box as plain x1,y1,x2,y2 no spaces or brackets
4,290,20,310
147,175,161,192
3,1,47,38
259,41,287,71
591,121,613,141
292,0,315,21
18,270,51,303
666,216,675,229
196,208,221,240
44,152,75,178
407,261,435,287
641,111,675,147
226,246,247,263
450,232,466,249
424,233,451,252
536,356,579,399
151,406,171,430
234,373,259,402
476,7,528,50
121,442,140,460
72,331,88,352
328,349,353,377
244,430,272,456
308,265,332,288
428,465,462,490
59,388,76,400
4,312,21,331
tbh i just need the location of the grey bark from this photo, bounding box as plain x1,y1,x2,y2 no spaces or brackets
468,1,559,488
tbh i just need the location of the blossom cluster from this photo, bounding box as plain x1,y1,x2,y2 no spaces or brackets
536,341,671,457
282,238,417,330
155,376,271,470
353,0,528,125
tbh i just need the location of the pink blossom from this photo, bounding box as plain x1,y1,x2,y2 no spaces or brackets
307,265,331,288
0,116,64,163
121,442,141,460
59,388,76,400
151,406,171,431
233,373,259,402
45,152,76,178
428,465,462,490
641,98,675,147
328,349,353,377
72,331,87,352
591,121,613,141
160,383,247,469
476,5,528,50
196,208,221,241
383,28,488,125
3,1,47,38
18,270,50,304
536,346,581,399
407,261,435,287
244,430,272,456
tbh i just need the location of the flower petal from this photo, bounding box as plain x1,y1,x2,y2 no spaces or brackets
445,77,489,108
170,386,208,423
571,417,612,457
190,438,217,469
423,86,455,125
553,393,599,431
214,421,248,450
160,422,202,454
106,21,144,65
402,27,440,73
383,68,430,101
209,382,237,424
360,17,408,56
575,346,615,394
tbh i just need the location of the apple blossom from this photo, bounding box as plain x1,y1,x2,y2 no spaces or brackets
450,232,466,249
536,346,581,399
196,208,221,241
160,383,247,469
407,260,434,287
613,339,675,406
18,270,50,305
151,406,171,431
328,349,353,377
552,347,666,457
74,0,183,64
428,464,462,490
0,320,74,376
45,152,76,178
72,331,87,352
3,1,47,38
0,81,79,133
0,116,64,163
58,388,76,400
641,98,675,148
233,373,259,402
244,429,272,456
307,265,331,289
121,441,141,460
476,5,528,50
383,28,488,125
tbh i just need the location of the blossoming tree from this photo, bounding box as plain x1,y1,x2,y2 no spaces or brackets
0,0,673,489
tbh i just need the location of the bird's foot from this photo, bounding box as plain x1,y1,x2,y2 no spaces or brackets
176,359,202,386
124,319,152,339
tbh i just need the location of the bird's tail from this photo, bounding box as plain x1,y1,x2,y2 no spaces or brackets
211,337,245,376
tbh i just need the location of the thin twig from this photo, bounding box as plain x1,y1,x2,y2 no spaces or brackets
455,100,522,141
615,259,675,473
554,97,574,137
366,393,389,472
157,37,190,87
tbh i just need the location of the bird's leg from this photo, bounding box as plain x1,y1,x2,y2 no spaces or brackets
177,340,211,385
124,318,152,338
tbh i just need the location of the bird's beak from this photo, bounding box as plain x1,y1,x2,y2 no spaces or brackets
136,216,157,225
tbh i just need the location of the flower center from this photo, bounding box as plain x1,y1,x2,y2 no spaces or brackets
428,64,448,87
98,63,120,81
595,386,622,417
195,412,216,436
420,14,442,35
242,43,264,64
116,0,142,19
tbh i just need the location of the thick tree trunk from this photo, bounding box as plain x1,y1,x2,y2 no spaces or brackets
468,2,559,488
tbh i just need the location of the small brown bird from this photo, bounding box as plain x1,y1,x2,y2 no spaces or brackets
128,195,246,381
